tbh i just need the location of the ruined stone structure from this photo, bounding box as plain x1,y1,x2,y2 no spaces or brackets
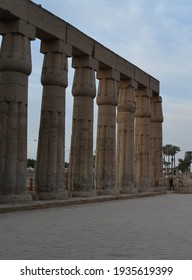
164,174,192,193
0,0,165,202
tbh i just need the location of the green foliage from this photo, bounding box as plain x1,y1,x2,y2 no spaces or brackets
177,158,188,173
27,159,69,169
27,159,36,168
177,151,192,173
162,144,180,174
65,162,69,168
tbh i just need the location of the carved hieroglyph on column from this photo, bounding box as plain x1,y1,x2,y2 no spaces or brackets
150,95,164,191
135,88,152,192
116,79,137,193
35,40,69,200
68,56,98,194
94,69,119,193
0,20,35,203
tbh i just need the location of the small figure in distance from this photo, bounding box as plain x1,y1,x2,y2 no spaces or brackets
169,177,175,191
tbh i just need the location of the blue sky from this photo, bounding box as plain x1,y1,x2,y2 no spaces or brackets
27,0,192,161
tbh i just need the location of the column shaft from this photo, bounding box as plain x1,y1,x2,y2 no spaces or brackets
94,69,119,193
117,80,137,193
0,21,34,202
151,95,165,191
35,40,68,200
68,56,97,194
135,88,152,192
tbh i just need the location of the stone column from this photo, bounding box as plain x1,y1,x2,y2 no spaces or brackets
68,56,98,196
94,69,119,194
0,20,35,203
135,87,152,192
150,95,165,192
116,79,137,193
35,40,70,200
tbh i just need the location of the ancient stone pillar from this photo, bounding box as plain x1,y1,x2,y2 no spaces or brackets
0,20,35,203
94,69,119,194
35,40,70,200
68,56,98,195
150,95,165,192
135,87,152,192
116,79,137,193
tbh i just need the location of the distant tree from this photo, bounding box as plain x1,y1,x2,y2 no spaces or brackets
27,160,69,169
163,159,170,175
162,144,180,174
177,158,189,173
65,162,69,168
184,151,192,172
27,159,36,169
169,145,180,173
177,151,192,173
162,144,171,174
177,158,186,173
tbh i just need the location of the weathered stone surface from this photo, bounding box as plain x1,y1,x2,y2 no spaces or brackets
94,43,116,69
175,174,192,193
135,67,150,88
151,95,164,191
150,76,159,94
117,80,137,193
68,56,96,193
116,56,135,79
41,39,72,56
0,24,32,202
67,25,94,56
0,19,36,39
72,56,98,70
135,88,152,192
94,69,118,192
35,40,68,200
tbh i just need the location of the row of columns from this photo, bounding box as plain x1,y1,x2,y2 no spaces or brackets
0,20,164,202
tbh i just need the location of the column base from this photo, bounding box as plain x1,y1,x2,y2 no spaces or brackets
37,191,69,200
94,189,119,196
71,191,96,198
0,194,32,204
119,188,138,194
154,186,167,193
138,187,154,193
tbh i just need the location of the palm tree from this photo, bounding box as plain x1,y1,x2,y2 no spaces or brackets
162,144,180,174
169,145,180,174
162,144,172,174
163,159,170,175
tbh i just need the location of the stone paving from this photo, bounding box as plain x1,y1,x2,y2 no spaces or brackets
0,192,192,260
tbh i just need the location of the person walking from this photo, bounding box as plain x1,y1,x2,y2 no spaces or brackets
169,177,175,190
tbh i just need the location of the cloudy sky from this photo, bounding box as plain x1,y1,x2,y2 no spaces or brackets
27,0,192,161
